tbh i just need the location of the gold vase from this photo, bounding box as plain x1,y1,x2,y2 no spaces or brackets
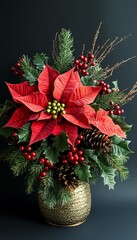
38,182,91,227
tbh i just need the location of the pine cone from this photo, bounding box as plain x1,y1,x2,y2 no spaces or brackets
54,163,79,190
82,129,111,153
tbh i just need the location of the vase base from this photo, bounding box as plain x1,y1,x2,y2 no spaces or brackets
46,220,85,227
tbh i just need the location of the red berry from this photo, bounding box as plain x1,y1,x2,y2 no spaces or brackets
109,110,114,115
88,54,94,59
14,71,19,75
25,145,32,152
73,154,79,161
115,105,120,110
31,152,36,157
121,109,124,114
71,147,77,153
78,135,83,140
10,66,15,72
44,166,49,171
62,159,67,164
85,71,89,76
79,156,85,161
19,146,25,151
110,101,114,106
83,57,88,63
40,171,47,177
39,158,45,164
44,159,50,165
69,156,74,161
15,62,21,67
117,109,122,115
73,161,79,165
79,55,84,60
67,151,73,157
106,89,112,94
77,150,83,156
99,80,104,85
78,62,83,68
83,63,88,69
74,59,79,65
102,87,107,92
75,139,81,145
81,69,86,75
91,62,95,66
13,132,18,137
106,84,110,89
22,152,28,157
26,154,32,161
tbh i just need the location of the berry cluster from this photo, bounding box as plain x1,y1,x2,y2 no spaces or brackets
38,157,53,179
98,80,120,94
61,135,85,166
10,60,24,78
109,102,124,115
46,99,66,119
19,145,36,161
74,53,95,76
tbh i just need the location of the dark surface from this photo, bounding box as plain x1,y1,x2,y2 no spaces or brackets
0,0,137,239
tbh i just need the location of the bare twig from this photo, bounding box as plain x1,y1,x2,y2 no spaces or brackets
91,22,102,54
52,32,59,61
121,82,137,105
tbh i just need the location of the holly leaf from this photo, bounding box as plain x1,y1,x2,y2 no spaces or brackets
83,149,98,163
101,165,116,190
53,132,69,152
81,76,97,86
45,145,59,164
112,80,119,89
74,164,91,182
110,135,133,157
18,123,31,143
111,115,132,132
33,53,48,71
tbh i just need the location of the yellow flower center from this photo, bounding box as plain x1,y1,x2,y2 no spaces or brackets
46,99,66,119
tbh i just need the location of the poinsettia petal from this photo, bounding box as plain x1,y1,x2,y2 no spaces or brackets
17,92,48,112
30,119,57,145
53,68,82,103
4,106,34,129
38,111,52,120
6,81,37,103
89,109,126,138
52,124,62,136
68,86,101,106
38,64,59,100
60,119,78,145
63,106,91,129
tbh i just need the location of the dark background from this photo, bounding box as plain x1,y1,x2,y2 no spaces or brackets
0,0,137,239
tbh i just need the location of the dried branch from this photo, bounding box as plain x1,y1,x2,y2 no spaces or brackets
91,22,102,54
52,32,59,62
121,82,137,105
94,38,110,58
102,56,135,80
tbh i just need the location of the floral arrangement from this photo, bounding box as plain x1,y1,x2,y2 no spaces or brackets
0,24,137,208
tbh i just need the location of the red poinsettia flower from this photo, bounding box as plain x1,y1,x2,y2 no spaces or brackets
5,65,101,145
85,106,126,138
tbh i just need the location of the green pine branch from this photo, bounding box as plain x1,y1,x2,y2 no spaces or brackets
53,28,74,73
25,163,42,194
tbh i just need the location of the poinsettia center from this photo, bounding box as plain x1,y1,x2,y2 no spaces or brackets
46,99,66,119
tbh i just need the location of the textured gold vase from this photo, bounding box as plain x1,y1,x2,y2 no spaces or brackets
38,182,91,227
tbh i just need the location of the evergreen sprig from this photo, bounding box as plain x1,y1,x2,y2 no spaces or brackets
53,28,74,73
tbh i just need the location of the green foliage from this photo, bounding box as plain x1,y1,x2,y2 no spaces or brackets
53,132,69,153
110,135,133,157
74,163,91,182
111,115,132,132
33,53,48,71
18,123,31,143
20,55,39,85
53,28,74,73
81,76,97,86
25,163,42,194
39,170,71,208
100,165,116,190
94,91,125,110
88,63,104,80
10,157,28,176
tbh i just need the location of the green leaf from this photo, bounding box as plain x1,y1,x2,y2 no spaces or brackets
111,115,132,132
11,157,29,176
20,55,39,85
110,135,133,157
53,132,69,152
84,149,98,163
18,123,30,143
74,164,91,181
45,145,59,164
101,165,116,190
25,163,42,194
33,53,48,71
81,76,96,86
112,80,119,89
88,63,104,80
